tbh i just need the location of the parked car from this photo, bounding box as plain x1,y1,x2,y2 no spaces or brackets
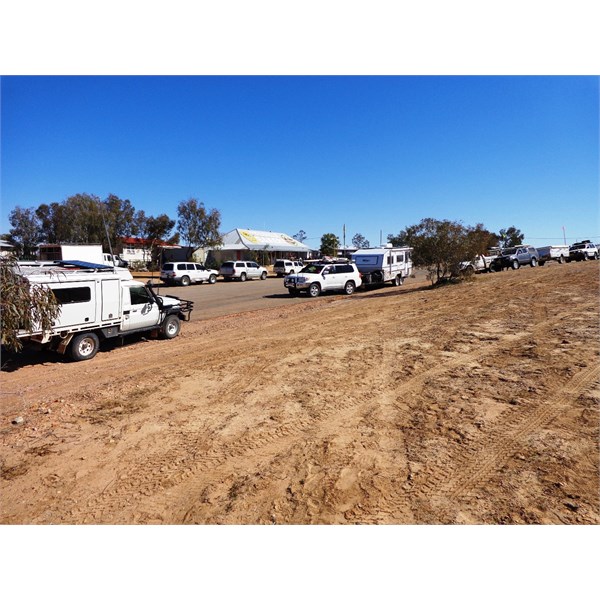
284,261,362,297
490,246,539,271
219,261,268,281
273,259,304,277
568,241,598,261
459,253,495,274
160,262,219,286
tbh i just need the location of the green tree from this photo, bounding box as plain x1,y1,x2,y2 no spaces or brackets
8,207,42,258
352,233,370,249
1,256,60,353
497,226,524,248
136,212,176,269
398,218,487,285
177,198,223,260
293,230,307,243
320,233,340,257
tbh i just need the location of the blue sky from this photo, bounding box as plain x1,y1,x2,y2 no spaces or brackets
1,75,598,249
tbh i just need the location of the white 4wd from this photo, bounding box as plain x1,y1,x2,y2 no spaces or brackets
160,262,219,286
219,261,268,281
284,262,362,297
273,259,303,277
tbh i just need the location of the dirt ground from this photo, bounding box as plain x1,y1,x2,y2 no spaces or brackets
1,261,598,525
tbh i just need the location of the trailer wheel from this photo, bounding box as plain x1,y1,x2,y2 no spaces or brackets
393,274,404,286
558,256,564,264
344,280,355,295
161,315,181,339
181,275,191,286
70,332,100,361
308,282,321,297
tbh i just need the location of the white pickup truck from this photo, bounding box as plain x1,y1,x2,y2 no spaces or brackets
460,254,496,274
15,261,192,361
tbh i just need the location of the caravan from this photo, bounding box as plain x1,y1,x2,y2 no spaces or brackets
351,245,413,286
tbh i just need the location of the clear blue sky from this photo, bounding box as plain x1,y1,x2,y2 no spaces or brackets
1,76,598,249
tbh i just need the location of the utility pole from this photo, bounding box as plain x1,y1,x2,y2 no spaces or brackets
562,226,566,245
343,224,346,256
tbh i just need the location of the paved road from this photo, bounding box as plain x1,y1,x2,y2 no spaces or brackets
141,270,430,322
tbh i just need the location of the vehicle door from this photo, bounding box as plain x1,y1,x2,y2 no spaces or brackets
320,265,339,290
247,262,260,278
121,283,161,332
516,248,527,264
194,264,209,282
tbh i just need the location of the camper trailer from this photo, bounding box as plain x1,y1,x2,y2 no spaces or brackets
15,262,192,361
351,245,413,286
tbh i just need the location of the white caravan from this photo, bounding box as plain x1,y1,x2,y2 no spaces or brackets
351,245,413,286
15,262,192,361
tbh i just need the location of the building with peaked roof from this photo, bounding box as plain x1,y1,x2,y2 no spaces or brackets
212,228,313,264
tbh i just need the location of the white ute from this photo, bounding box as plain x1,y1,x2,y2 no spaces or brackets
15,261,193,361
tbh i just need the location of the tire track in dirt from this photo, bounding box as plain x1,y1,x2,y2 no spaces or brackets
130,315,565,523
66,302,576,523
417,362,600,504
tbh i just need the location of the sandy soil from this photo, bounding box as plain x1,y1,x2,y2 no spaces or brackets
1,262,598,524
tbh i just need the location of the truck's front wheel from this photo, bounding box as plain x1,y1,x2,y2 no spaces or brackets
70,332,100,361
161,315,181,339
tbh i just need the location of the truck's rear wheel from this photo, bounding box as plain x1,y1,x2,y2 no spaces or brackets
393,274,404,286
240,273,247,281
530,257,537,267
181,275,191,286
161,315,181,339
344,280,355,295
70,332,100,361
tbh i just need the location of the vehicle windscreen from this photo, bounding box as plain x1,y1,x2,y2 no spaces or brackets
274,261,285,267
300,264,324,274
570,244,584,250
222,262,234,267
501,249,516,256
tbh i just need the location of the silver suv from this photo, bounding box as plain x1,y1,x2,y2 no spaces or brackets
160,262,219,286
284,261,362,297
273,259,303,277
219,261,268,281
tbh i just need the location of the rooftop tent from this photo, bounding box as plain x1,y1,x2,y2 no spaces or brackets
219,229,311,253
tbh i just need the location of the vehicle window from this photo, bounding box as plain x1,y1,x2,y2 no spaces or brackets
176,264,185,270
301,264,323,274
274,261,284,267
396,254,404,263
222,262,234,267
186,264,195,270
130,286,152,305
195,264,204,270
249,262,258,268
337,264,352,273
52,286,92,304
163,263,173,270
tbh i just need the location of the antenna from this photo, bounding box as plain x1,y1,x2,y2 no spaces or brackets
98,199,116,269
